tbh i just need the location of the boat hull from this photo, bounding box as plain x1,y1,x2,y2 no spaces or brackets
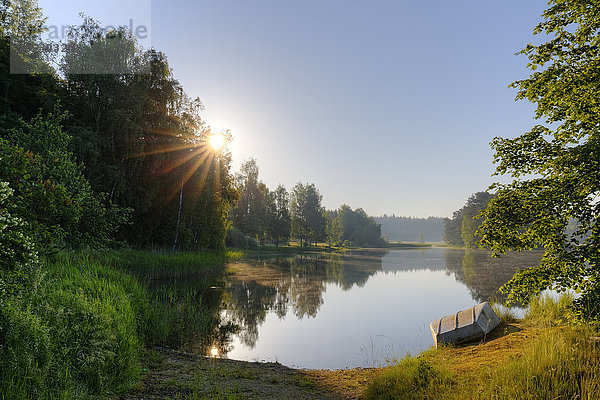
430,302,500,348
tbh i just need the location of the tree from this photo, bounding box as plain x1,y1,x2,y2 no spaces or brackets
461,216,476,248
231,158,268,240
444,192,494,247
271,184,291,245
335,205,384,247
290,182,325,246
324,209,342,246
0,0,59,129
479,1,600,317
56,18,237,250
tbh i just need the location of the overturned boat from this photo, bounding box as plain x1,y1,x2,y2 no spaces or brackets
430,302,500,348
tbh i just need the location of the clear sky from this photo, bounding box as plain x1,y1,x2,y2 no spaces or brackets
39,0,549,218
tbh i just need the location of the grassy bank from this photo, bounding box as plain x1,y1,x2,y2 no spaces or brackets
361,295,600,400
126,295,599,400
0,249,240,399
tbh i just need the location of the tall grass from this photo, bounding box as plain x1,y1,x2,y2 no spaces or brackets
522,292,573,326
0,248,240,399
95,248,241,279
1,255,142,399
94,249,241,348
480,325,600,399
363,357,453,400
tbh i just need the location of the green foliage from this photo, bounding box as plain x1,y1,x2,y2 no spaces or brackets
230,160,292,246
0,111,129,250
324,209,342,246
230,158,268,240
0,181,37,271
326,205,385,247
461,215,477,248
444,192,494,247
290,182,325,245
270,184,291,245
58,18,236,251
479,1,600,310
226,226,259,249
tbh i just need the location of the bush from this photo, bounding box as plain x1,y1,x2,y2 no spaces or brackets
0,181,37,272
572,282,600,324
0,110,129,251
226,227,258,249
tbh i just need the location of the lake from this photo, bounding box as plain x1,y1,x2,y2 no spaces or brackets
208,247,542,369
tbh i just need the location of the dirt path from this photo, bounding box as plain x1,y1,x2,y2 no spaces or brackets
125,347,376,399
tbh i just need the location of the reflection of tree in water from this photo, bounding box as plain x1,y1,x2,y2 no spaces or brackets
222,281,280,347
221,251,385,349
444,249,542,303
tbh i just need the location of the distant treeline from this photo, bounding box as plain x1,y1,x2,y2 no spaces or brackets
374,215,444,243
443,192,495,247
229,159,385,248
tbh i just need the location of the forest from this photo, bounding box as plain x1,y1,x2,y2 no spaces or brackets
0,3,385,397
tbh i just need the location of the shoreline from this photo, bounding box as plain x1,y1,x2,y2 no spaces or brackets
126,319,537,399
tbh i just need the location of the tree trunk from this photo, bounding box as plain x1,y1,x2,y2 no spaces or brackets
172,174,184,252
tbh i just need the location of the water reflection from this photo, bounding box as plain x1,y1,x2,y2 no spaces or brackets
222,251,385,347
444,249,541,303
211,248,542,368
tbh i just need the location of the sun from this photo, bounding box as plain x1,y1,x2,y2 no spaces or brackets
209,133,226,150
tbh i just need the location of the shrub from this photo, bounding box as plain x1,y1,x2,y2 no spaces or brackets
0,110,129,251
226,227,258,249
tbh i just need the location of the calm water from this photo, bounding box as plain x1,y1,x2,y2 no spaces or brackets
211,248,541,369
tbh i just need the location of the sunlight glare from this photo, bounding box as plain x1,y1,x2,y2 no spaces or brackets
209,133,226,150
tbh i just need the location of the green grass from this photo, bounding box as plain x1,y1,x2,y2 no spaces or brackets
522,292,573,326
1,254,143,399
364,294,600,400
363,357,453,400
95,248,242,279
0,248,240,399
480,325,600,399
98,249,242,348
